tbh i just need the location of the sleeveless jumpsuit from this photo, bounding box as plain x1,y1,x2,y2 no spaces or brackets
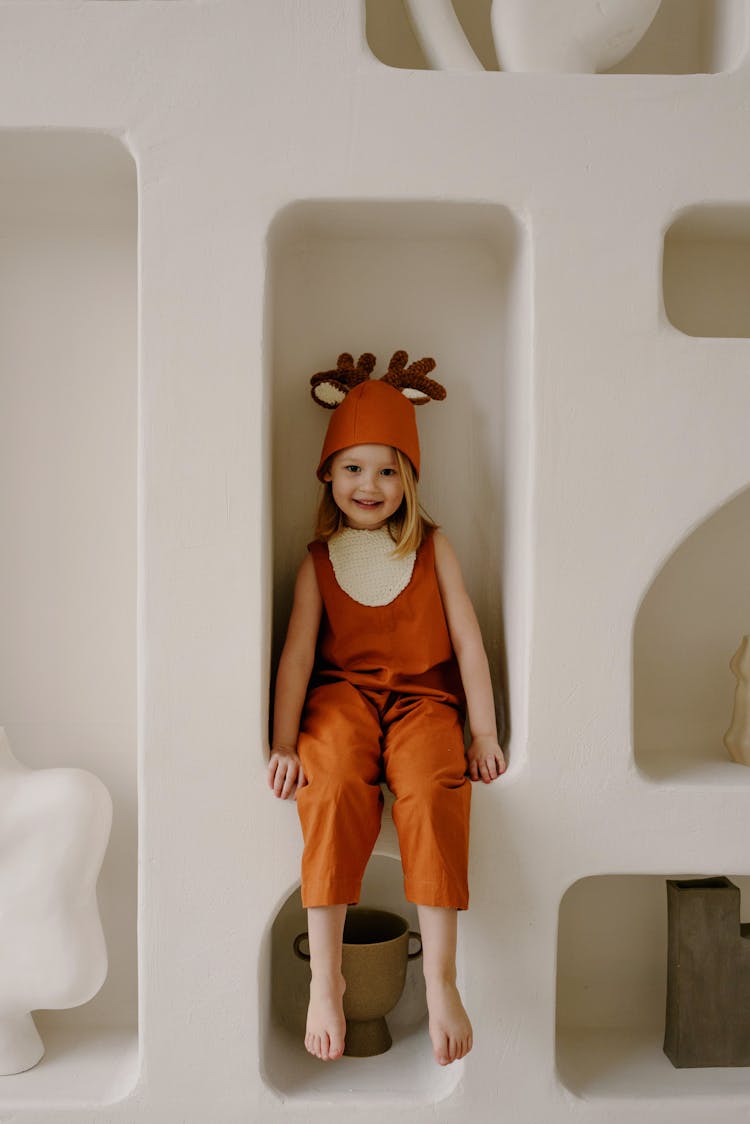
296,530,472,910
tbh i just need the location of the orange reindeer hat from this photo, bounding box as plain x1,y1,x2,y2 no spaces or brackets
311,351,446,480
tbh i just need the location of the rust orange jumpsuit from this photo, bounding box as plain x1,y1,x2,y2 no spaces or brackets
296,530,472,910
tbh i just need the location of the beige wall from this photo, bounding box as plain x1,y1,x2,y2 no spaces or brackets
1,3,749,1121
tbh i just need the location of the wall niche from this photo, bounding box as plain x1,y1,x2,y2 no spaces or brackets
557,873,750,1099
0,131,139,1108
261,195,531,1100
664,205,750,338
633,486,750,784
365,0,747,74
266,198,532,774
260,853,462,1103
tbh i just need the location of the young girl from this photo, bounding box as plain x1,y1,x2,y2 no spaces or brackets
268,351,506,1067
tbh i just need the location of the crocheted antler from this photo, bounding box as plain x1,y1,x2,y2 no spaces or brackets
310,352,376,409
380,350,446,404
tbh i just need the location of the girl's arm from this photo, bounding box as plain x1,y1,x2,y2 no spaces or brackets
433,531,506,783
268,553,323,799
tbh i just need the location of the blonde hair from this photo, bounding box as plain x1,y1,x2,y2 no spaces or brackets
315,447,437,558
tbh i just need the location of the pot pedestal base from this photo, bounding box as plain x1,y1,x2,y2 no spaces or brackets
344,1015,392,1057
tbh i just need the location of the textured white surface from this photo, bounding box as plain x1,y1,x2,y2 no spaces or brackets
0,2,749,1121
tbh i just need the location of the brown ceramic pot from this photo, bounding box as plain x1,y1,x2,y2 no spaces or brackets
294,907,422,1056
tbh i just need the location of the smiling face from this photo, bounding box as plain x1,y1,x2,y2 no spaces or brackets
324,443,406,531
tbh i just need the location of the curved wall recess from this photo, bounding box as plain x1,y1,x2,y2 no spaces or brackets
260,854,461,1102
633,487,750,783
0,130,139,1107
557,874,750,1099
664,206,750,338
366,0,747,74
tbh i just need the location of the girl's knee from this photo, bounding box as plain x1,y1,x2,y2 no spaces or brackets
391,769,469,812
303,770,383,811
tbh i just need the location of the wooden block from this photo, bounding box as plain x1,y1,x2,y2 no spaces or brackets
664,877,750,1067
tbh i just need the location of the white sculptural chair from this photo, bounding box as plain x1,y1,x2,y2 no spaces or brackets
0,727,112,1075
404,0,661,73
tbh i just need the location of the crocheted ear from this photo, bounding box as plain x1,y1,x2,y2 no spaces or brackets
310,352,376,409
380,350,446,405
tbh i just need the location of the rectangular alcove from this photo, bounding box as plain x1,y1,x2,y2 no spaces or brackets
365,0,747,74
0,132,139,1107
557,874,750,1100
663,206,750,337
266,198,531,776
261,198,531,1103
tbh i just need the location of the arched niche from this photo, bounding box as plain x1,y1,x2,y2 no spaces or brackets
259,854,461,1104
633,486,750,783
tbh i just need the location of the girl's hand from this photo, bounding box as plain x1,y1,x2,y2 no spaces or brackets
268,746,307,800
466,735,506,784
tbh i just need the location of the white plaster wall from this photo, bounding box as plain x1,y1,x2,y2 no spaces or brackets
0,2,749,1122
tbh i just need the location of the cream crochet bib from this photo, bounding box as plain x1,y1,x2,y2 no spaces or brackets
327,527,416,607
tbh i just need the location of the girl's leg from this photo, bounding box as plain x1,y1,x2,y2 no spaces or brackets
417,904,473,1066
305,904,348,1061
297,683,384,907
382,698,472,1063
382,696,471,910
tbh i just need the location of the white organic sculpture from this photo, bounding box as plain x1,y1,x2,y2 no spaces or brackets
404,0,484,71
724,637,750,767
403,0,660,74
0,728,112,1075
491,0,661,73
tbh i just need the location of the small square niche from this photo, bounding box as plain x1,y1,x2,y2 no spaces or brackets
557,874,750,1100
663,206,750,338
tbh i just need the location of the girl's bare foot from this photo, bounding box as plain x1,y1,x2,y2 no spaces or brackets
305,973,346,1061
425,978,473,1066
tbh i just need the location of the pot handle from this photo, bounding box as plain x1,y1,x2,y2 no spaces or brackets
293,932,311,961
295,929,422,960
